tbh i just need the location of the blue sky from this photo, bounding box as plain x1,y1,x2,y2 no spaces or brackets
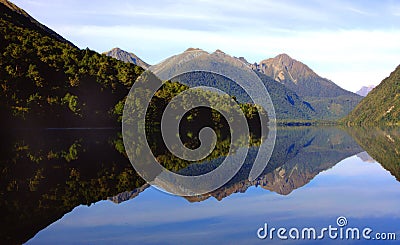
12,0,400,92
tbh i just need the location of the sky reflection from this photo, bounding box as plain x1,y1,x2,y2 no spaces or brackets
27,154,400,244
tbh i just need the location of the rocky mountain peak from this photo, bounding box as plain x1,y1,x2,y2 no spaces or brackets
214,49,226,54
260,53,314,79
275,53,294,64
356,85,376,97
234,56,250,65
252,53,359,99
103,47,150,69
184,47,204,52
110,47,122,52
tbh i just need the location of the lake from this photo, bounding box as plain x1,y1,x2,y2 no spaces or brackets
1,127,399,244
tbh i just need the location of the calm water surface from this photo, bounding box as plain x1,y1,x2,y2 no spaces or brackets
1,127,399,244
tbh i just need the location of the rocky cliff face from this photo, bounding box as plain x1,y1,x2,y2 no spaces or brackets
249,54,362,119
251,54,357,98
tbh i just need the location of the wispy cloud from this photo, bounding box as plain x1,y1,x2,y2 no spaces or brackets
11,0,400,92
57,23,400,92
345,6,374,16
391,5,400,16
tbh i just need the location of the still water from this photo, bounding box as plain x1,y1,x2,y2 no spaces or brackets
1,127,399,244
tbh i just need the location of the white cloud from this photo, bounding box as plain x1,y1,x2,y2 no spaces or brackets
11,0,400,92
58,24,400,92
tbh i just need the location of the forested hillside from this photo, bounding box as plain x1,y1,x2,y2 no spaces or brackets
0,0,143,127
344,65,400,125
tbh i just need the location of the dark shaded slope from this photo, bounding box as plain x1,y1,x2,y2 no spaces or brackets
0,0,74,46
0,0,143,127
0,130,146,244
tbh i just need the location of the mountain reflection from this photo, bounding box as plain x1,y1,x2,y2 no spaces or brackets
110,127,363,203
1,127,399,244
347,127,400,181
177,127,363,201
0,129,145,245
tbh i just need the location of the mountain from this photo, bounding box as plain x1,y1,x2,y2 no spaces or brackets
344,65,400,125
251,54,362,119
252,54,353,98
0,0,74,46
0,0,143,127
356,85,375,97
104,47,150,69
150,48,317,121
